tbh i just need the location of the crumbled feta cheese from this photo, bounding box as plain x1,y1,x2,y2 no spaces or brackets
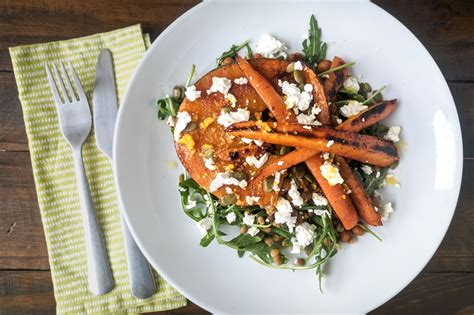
361,165,373,175
243,213,255,226
288,180,304,207
320,161,344,186
209,172,248,192
384,126,402,142
208,77,232,95
322,152,330,160
380,202,394,221
226,93,237,107
204,157,217,170
245,196,261,205
326,140,334,148
312,192,328,206
278,80,313,112
385,174,401,188
196,217,212,235
376,171,381,178
167,116,176,127
234,77,248,85
336,118,343,125
302,125,312,130
293,61,303,71
217,108,250,127
226,212,237,224
343,77,360,94
272,171,282,192
245,153,269,169
340,100,368,118
255,34,287,58
186,199,197,209
225,187,233,194
247,226,260,236
241,137,264,146
173,111,192,141
290,222,316,254
185,85,201,101
274,197,297,232
277,160,284,166
314,209,331,217
373,189,383,200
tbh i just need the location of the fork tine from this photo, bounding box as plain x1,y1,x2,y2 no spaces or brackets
53,64,70,103
45,64,64,105
60,62,77,101
68,62,87,101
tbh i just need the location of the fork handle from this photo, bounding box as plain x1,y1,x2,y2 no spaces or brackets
120,214,156,299
72,148,114,295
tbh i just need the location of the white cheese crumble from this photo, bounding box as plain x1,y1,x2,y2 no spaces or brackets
226,212,237,224
245,196,261,205
322,152,330,160
241,137,264,146
277,160,284,166
274,197,297,232
226,93,237,107
326,140,334,148
288,180,304,207
196,217,212,235
234,77,248,85
376,171,381,178
343,77,360,94
245,153,269,169
186,199,197,209
380,202,394,221
167,116,176,127
384,125,402,142
320,161,344,186
340,100,368,118
204,157,217,170
312,192,328,206
184,85,201,101
293,61,303,71
173,111,192,141
360,164,373,175
255,34,287,58
217,108,250,128
272,171,282,192
247,226,260,237
225,187,233,194
336,118,343,125
278,80,313,112
290,222,316,254
208,77,232,95
209,172,248,192
243,213,255,226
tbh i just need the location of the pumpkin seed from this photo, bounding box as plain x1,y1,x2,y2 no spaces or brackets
173,86,184,100
264,176,275,192
183,122,197,132
293,70,304,84
279,146,292,155
286,62,295,73
222,107,231,113
374,92,383,103
231,171,246,181
203,148,214,159
178,173,184,183
221,194,237,206
360,82,372,93
293,164,306,178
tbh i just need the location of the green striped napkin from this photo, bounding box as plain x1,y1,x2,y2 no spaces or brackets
9,25,186,314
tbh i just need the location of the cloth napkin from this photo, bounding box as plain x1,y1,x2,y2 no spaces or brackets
9,25,186,314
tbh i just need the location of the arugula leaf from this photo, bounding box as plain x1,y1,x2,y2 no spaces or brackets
302,14,327,67
200,232,215,247
216,40,253,66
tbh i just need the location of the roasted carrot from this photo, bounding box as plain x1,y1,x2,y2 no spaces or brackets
252,148,318,185
334,156,382,226
337,99,397,133
323,56,348,101
216,145,262,161
229,129,398,167
305,156,359,229
235,55,294,123
303,66,330,125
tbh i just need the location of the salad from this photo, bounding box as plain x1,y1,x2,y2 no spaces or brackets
156,14,402,290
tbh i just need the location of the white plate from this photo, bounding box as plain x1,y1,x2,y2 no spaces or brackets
113,1,463,313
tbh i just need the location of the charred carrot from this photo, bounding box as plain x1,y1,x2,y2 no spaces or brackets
235,55,294,123
323,56,348,101
337,100,397,133
303,66,330,125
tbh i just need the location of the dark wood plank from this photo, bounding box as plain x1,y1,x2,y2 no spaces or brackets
374,0,474,81
0,271,55,315
451,82,474,157
0,0,200,71
0,151,49,270
371,273,474,315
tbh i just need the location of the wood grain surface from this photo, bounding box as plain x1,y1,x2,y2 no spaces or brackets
0,0,473,314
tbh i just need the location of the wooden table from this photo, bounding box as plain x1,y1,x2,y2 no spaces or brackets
0,1,472,314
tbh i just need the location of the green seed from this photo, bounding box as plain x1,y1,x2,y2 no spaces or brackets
221,107,231,113
279,146,292,155
221,194,237,206
203,148,214,159
231,171,246,181
293,70,304,84
173,86,184,100
360,82,372,93
286,62,295,73
183,122,197,132
304,173,315,183
374,92,384,103
293,164,306,179
178,173,184,183
264,176,275,192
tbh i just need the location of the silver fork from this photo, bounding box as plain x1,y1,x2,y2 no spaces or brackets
45,62,114,295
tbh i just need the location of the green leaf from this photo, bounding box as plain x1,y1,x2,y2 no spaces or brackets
302,14,327,67
216,40,252,66
200,232,215,247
